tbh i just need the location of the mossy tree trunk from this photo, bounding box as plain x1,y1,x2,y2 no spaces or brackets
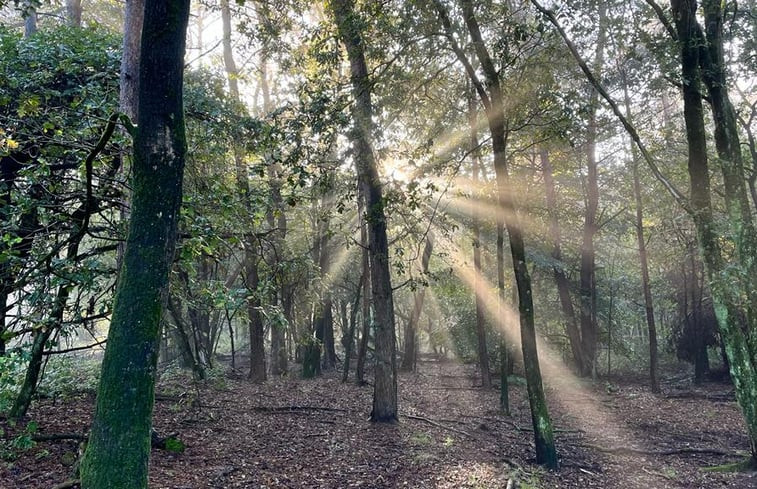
671,0,757,465
331,0,397,421
79,1,191,487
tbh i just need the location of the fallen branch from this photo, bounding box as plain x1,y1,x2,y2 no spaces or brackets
403,413,475,439
32,433,87,443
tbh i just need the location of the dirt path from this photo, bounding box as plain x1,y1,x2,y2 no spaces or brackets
2,360,754,488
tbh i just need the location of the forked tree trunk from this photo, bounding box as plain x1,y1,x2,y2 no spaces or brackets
331,0,397,421
80,1,191,486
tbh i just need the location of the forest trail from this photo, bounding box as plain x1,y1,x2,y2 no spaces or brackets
3,359,754,488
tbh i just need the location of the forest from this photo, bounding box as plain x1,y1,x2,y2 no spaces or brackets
0,0,755,487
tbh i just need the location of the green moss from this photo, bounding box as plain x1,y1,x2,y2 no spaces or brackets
702,457,757,473
163,437,185,453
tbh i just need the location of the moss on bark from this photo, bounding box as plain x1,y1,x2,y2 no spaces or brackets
79,1,191,487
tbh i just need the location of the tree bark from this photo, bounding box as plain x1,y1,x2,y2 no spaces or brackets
66,0,82,26
80,1,191,486
355,188,372,384
23,5,37,38
246,243,267,383
331,0,397,422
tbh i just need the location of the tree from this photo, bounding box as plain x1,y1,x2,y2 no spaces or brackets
433,0,557,467
669,0,757,466
80,0,192,487
331,0,398,422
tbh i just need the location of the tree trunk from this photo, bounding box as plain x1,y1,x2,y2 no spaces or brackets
458,0,557,468
578,2,607,379
671,0,757,465
66,0,82,26
247,243,267,383
355,190,371,384
401,237,432,372
80,2,191,486
331,0,397,421
466,90,492,388
541,148,583,372
621,72,660,393
342,273,363,382
119,0,144,121
23,6,37,38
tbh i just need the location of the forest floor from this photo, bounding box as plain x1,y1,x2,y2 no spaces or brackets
2,357,755,488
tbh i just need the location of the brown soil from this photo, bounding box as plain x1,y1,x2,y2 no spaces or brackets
2,359,755,488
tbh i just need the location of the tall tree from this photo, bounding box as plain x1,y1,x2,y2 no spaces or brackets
80,1,192,487
670,0,757,465
620,67,660,393
331,0,398,422
433,0,557,467
577,1,607,378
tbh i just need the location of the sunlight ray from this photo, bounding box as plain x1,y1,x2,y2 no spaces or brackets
429,228,666,471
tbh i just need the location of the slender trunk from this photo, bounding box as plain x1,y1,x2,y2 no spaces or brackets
332,0,397,421
459,0,556,467
342,273,363,382
541,148,583,372
355,189,371,384
80,2,191,486
401,237,432,372
467,90,492,387
621,73,660,393
497,211,511,414
578,2,606,379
